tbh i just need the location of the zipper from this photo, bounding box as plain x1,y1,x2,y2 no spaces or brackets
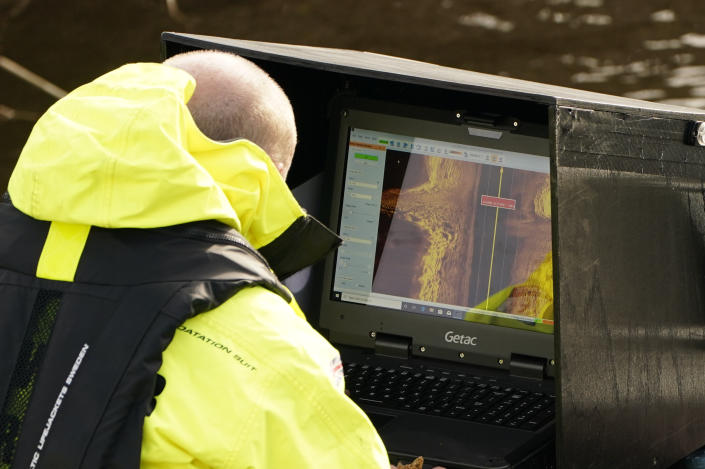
167,223,293,303
161,223,273,270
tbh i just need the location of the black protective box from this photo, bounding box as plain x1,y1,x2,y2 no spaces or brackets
162,32,705,468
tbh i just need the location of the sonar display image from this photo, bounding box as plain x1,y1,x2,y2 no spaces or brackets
372,149,552,321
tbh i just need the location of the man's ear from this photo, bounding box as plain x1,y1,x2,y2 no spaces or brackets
276,161,288,179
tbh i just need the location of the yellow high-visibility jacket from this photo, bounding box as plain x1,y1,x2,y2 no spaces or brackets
8,62,389,468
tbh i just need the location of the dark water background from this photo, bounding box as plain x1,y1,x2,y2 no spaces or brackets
2,0,705,189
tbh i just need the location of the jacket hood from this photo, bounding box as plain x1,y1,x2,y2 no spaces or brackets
8,63,304,249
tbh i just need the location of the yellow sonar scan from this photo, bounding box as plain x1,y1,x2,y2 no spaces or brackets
333,125,553,335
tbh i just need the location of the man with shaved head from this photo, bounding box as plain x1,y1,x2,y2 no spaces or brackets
164,51,297,178
0,50,390,468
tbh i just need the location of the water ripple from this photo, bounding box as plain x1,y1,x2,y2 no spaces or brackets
681,33,705,49
651,10,676,23
458,13,514,33
644,39,683,51
666,66,705,88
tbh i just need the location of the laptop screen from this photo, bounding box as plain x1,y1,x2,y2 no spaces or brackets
327,104,554,336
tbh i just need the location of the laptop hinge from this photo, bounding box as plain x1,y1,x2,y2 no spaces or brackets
510,353,546,380
374,332,411,359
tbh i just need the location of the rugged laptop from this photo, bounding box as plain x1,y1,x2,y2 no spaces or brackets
316,97,556,469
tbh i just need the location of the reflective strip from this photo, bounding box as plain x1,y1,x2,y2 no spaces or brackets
36,222,91,281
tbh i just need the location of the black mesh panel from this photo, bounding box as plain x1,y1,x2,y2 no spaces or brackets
0,290,62,467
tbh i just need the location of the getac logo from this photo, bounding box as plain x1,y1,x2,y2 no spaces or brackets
444,331,478,346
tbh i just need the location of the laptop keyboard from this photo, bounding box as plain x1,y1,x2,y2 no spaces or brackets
344,362,554,431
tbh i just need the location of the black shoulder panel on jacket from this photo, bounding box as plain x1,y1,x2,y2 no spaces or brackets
258,214,342,279
76,219,290,302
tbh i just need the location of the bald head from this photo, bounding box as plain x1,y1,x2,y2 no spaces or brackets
164,50,297,178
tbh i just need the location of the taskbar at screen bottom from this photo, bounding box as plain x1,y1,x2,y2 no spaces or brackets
333,291,554,335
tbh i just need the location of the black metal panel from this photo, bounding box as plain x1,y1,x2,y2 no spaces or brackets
554,106,705,468
161,32,705,119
